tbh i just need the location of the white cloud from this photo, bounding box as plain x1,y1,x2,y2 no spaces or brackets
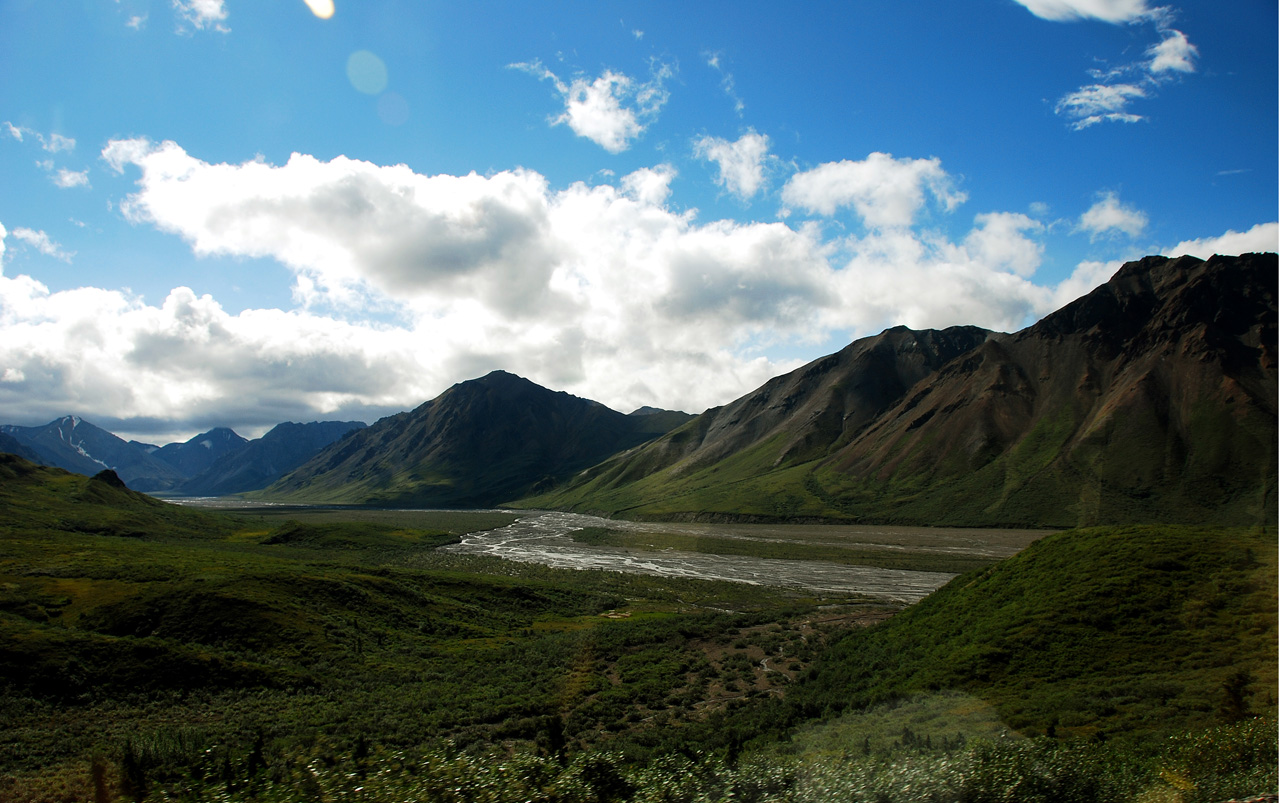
1166,222,1279,259
126,14,148,30
9,137,1191,436
1011,0,1154,23
705,51,745,116
3,123,76,152
1078,192,1148,239
1026,0,1201,129
963,212,1045,278
44,133,75,153
1146,29,1197,73
693,130,771,200
1049,259,1124,310
514,62,671,153
620,164,677,206
781,152,967,228
1054,83,1147,129
173,0,229,33
53,168,91,189
9,227,74,262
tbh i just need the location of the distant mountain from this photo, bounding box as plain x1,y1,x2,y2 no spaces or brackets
153,428,249,477
525,253,1277,527
0,431,46,465
262,371,688,507
178,420,367,497
0,416,185,491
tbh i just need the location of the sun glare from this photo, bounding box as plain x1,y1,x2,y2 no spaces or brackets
303,0,335,20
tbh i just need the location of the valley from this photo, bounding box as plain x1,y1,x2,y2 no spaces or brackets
1,253,1275,802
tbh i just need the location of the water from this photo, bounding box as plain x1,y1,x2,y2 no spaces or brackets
441,511,960,602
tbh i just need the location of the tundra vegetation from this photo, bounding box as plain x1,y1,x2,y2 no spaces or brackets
0,456,1274,802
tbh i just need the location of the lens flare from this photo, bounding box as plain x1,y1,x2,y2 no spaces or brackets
303,0,335,19
346,50,388,95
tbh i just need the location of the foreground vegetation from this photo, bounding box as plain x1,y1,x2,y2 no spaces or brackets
0,456,1274,801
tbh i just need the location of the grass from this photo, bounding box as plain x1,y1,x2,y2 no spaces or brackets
792,524,1278,742
0,456,1274,802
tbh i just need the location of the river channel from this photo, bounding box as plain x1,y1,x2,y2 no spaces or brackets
439,511,1034,603
171,499,1044,603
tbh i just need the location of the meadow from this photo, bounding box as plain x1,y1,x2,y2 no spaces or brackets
0,457,1274,802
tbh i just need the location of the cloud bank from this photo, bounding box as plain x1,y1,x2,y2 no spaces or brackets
0,139,1270,441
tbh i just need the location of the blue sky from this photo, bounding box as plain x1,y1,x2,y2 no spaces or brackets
0,0,1275,443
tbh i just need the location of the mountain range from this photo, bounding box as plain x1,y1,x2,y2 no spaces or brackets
0,417,366,495
521,252,1276,527
261,371,696,507
2,253,1274,527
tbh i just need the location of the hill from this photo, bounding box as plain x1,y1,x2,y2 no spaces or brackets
787,524,1276,741
3,454,1270,801
522,253,1277,527
261,370,689,506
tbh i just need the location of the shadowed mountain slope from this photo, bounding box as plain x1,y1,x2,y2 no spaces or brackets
0,416,185,491
150,427,249,477
178,420,366,497
524,253,1277,527
262,371,688,507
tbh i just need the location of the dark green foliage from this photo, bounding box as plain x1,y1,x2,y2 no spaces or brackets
1,455,1274,802
792,525,1277,740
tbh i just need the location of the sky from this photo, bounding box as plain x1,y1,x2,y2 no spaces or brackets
0,0,1275,444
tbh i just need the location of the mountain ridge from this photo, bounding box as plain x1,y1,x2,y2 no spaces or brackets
261,370,692,507
522,253,1277,527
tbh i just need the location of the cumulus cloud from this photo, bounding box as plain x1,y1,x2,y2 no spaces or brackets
781,152,967,228
1078,192,1148,239
173,0,229,33
620,164,677,206
693,130,771,200
1147,29,1198,73
1166,222,1279,259
513,61,671,153
4,138,1211,437
963,212,1045,277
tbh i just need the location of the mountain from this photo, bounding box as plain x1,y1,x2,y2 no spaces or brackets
0,431,46,464
261,371,688,507
0,416,186,491
523,253,1277,527
178,420,367,497
152,427,249,477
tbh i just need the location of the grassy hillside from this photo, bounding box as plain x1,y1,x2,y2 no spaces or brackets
1,456,1273,801
792,524,1277,740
